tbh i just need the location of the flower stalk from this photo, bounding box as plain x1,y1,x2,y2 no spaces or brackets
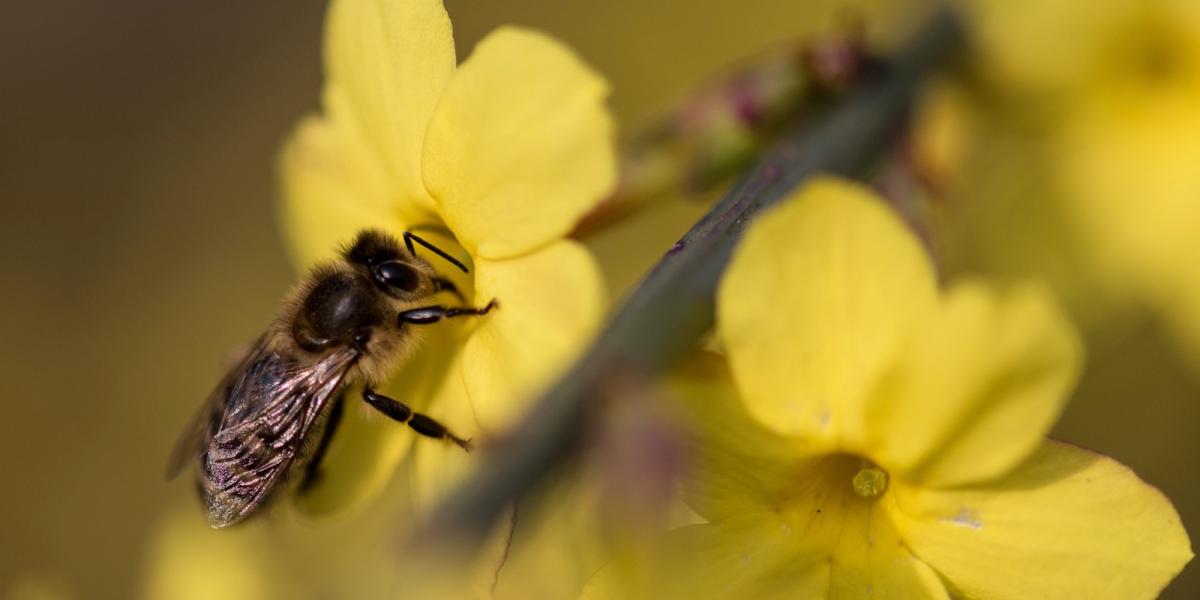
409,6,965,552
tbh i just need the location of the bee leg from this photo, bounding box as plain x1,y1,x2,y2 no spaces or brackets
432,277,465,302
299,392,346,492
404,230,469,273
397,299,499,326
362,387,472,451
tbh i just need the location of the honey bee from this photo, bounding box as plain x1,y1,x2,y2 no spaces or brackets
167,229,496,528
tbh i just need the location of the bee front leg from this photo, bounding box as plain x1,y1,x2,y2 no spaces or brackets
397,299,499,325
362,387,472,451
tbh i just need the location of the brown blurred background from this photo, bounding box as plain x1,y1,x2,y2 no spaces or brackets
0,1,1194,598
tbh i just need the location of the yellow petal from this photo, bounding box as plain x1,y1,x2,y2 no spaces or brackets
597,512,947,600
422,27,615,260
1156,262,1200,369
409,357,482,512
323,0,454,217
892,441,1194,600
666,353,810,522
141,506,294,600
487,480,611,600
294,327,462,516
717,178,938,448
823,515,949,600
648,518,832,600
410,241,604,513
667,368,948,599
277,113,398,271
960,0,1133,92
867,281,1083,487
291,393,410,517
1057,69,1200,291
460,240,606,433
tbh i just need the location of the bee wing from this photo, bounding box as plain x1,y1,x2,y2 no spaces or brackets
173,336,358,528
165,339,265,480
165,392,221,480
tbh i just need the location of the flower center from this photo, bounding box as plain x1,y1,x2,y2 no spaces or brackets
851,464,888,498
776,454,895,555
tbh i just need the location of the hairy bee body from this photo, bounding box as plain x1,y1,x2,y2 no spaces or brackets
269,257,428,384
169,230,490,528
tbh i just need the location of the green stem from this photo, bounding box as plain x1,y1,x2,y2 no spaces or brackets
410,6,964,550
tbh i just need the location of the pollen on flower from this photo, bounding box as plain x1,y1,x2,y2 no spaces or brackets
851,465,888,498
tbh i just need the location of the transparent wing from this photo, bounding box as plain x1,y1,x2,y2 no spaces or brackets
171,336,358,527
165,339,265,480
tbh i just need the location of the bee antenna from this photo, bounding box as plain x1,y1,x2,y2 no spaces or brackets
403,231,469,274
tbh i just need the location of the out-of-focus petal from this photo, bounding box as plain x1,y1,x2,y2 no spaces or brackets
141,506,293,600
665,353,809,522
892,441,1193,600
1157,263,1200,366
959,0,1131,92
422,27,615,260
408,356,481,512
459,240,605,433
867,281,1082,487
648,518,832,600
278,113,398,270
717,178,938,448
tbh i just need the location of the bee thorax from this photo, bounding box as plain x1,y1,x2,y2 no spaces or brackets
292,273,383,352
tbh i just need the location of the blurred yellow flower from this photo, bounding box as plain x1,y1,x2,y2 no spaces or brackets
276,0,614,514
924,0,1200,363
140,507,293,600
5,574,74,600
600,179,1191,598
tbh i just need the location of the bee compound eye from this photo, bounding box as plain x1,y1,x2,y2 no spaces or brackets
374,261,420,292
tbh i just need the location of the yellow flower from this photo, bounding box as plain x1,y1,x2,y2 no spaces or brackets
604,179,1192,598
924,0,1200,363
140,507,293,600
276,0,614,513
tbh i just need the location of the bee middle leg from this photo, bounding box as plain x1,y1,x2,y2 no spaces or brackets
432,277,465,302
299,392,346,492
362,387,472,451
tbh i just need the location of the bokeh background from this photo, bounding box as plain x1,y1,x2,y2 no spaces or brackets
1,1,1195,598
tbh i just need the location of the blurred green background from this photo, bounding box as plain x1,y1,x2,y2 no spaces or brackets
0,1,1194,598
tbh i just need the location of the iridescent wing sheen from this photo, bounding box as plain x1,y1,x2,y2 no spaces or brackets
169,337,358,527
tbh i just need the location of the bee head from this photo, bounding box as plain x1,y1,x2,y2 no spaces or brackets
342,230,437,299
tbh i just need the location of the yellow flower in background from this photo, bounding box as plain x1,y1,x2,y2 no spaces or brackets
924,0,1200,363
141,507,294,600
276,0,613,513
602,179,1191,598
1054,0,1200,360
